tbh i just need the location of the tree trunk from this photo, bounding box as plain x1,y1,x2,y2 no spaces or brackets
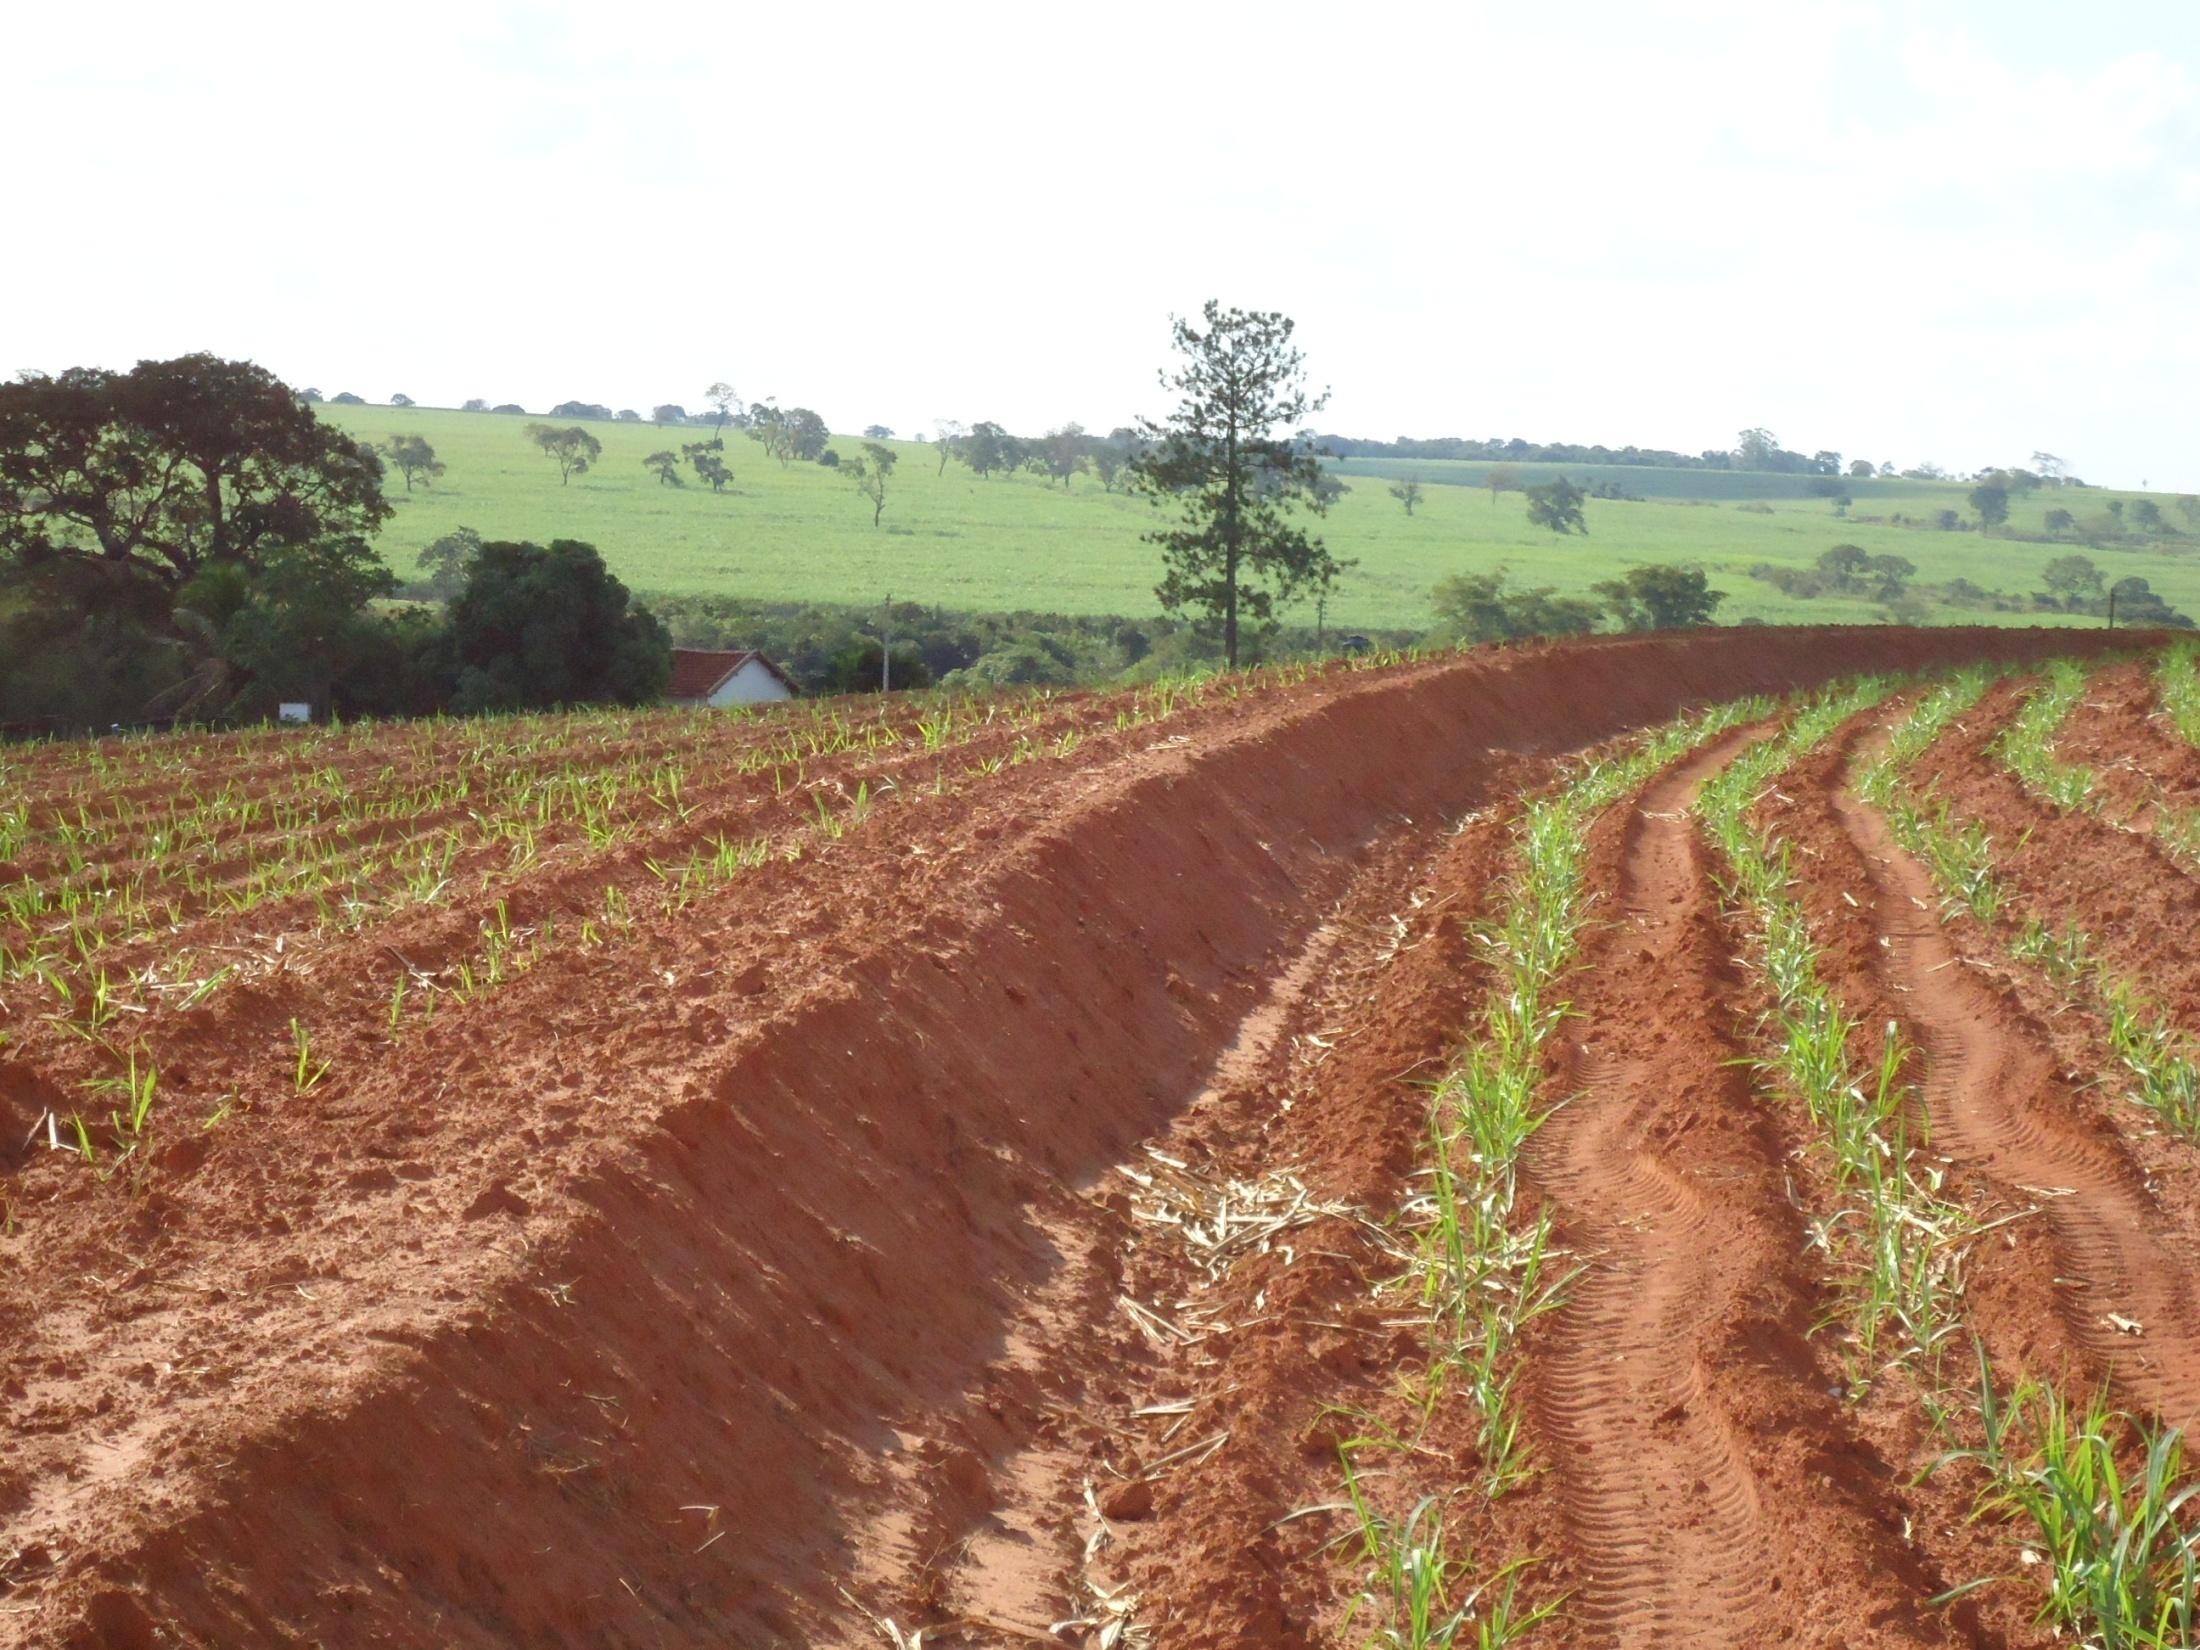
1224,548,1239,668
1223,417,1241,668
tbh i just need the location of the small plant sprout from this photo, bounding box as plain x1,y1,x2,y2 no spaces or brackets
291,1019,331,1093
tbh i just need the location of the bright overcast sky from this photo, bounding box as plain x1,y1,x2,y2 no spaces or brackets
6,0,2197,488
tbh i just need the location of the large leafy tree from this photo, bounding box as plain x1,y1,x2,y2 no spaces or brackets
0,354,390,624
1594,565,1725,630
1524,476,1587,534
1130,302,1343,666
446,539,671,712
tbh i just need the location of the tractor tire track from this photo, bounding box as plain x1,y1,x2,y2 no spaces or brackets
1830,740,2200,1427
1527,730,1958,1650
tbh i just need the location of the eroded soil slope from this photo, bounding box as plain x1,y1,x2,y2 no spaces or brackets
0,626,2147,1648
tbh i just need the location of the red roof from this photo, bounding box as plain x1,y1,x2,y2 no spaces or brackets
667,648,797,701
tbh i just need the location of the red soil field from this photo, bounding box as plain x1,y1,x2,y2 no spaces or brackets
0,625,2175,1649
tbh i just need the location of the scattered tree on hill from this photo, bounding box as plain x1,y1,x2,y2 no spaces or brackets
524,422,601,484
2108,500,2127,524
446,539,670,712
784,408,830,462
863,424,894,440
331,391,365,405
748,407,792,466
644,449,684,487
817,449,840,468
682,438,731,491
615,408,641,422
1816,543,1871,588
380,433,445,491
462,398,488,412
1525,476,1588,534
551,400,613,421
933,418,968,476
652,403,688,426
1865,553,1915,601
300,387,324,403
1969,480,2010,531
1388,479,1424,516
390,393,414,408
416,527,483,601
1484,464,1523,506
2032,451,2068,484
1935,509,1961,531
2044,507,2076,535
1131,301,1344,668
1042,423,1089,488
705,381,742,436
1090,428,1139,493
2132,499,2165,534
2042,554,2105,610
746,402,830,466
960,420,1011,479
491,403,525,415
1594,565,1725,630
843,441,898,527
2105,576,2194,626
1849,458,1875,478
1429,570,1600,644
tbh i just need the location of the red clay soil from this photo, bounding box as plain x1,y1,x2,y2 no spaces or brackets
2055,657,2200,822
1520,728,1968,1650
1911,672,2200,1019
1760,721,2200,1434
0,627,2154,1648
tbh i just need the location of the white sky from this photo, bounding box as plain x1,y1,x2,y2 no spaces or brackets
6,0,2197,488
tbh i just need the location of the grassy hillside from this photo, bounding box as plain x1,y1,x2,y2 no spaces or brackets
325,405,2197,631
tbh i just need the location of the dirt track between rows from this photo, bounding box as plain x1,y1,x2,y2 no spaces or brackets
1525,729,1954,1648
0,625,2166,1648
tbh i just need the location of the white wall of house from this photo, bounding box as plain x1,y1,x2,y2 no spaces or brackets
706,659,794,706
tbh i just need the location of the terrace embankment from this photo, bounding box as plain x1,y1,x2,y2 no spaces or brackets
0,626,2154,1648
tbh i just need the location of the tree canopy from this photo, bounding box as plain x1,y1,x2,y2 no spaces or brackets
524,422,601,484
1524,476,1588,534
0,353,391,626
446,539,671,712
380,433,444,492
843,441,898,527
1130,302,1346,667
1430,570,1598,644
1594,566,1725,630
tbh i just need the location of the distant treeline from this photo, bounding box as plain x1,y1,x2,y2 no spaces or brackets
1314,429,1845,475
644,593,1419,696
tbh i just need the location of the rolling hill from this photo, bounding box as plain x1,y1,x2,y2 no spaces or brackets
323,404,2198,631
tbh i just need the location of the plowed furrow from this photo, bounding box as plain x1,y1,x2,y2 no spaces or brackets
1529,734,1944,1649
1832,773,2200,1426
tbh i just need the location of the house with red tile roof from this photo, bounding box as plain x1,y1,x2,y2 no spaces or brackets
667,648,798,707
